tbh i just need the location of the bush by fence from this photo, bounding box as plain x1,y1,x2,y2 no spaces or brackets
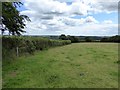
2,36,71,60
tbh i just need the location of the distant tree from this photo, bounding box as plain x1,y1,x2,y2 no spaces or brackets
109,35,120,42
59,34,68,40
67,35,79,43
85,37,92,42
1,2,30,35
100,37,109,42
100,35,120,43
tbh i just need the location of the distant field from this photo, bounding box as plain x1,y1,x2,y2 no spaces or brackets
3,43,118,88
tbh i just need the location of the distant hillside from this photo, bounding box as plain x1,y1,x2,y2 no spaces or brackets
23,35,110,41
41,35,107,41
77,36,105,40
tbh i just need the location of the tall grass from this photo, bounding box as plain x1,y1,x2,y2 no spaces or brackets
2,36,71,60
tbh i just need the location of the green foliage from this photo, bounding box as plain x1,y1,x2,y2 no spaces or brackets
100,37,109,42
84,37,92,42
2,2,30,35
59,34,68,40
31,37,50,50
25,39,36,54
100,35,120,42
67,35,80,43
2,36,71,60
59,34,80,43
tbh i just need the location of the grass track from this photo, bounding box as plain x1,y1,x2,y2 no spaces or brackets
3,43,118,88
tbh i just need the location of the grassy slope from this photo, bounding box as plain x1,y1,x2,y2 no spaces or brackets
3,43,118,88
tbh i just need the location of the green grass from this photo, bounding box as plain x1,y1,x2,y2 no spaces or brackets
3,43,118,88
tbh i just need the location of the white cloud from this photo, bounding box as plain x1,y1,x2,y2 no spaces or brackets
63,23,118,36
23,15,99,33
24,23,118,36
90,0,119,13
21,0,118,36
23,16,117,36
57,0,119,13
58,16,99,26
23,0,93,17
21,0,119,19
103,20,113,24
85,16,99,23
69,1,91,15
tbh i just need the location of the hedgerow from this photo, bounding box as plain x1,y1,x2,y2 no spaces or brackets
2,36,71,60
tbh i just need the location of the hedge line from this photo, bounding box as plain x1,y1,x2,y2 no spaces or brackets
2,36,71,60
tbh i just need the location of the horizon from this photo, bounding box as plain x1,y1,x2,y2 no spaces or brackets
21,34,118,37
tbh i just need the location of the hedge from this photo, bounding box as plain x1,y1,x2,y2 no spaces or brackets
2,36,71,60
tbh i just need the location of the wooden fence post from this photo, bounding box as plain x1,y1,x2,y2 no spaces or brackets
16,47,19,57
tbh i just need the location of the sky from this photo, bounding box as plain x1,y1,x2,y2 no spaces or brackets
19,0,119,36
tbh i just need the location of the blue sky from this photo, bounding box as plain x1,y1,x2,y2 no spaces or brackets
72,13,118,24
19,0,119,36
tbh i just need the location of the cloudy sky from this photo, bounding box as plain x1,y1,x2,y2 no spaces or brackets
19,0,119,36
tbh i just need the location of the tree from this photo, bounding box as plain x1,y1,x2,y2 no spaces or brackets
59,34,68,40
84,37,92,42
109,35,120,42
67,35,79,43
1,2,30,35
100,37,108,42
100,35,120,43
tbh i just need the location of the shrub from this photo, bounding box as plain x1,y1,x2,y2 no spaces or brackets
67,35,80,43
2,36,71,60
25,39,36,54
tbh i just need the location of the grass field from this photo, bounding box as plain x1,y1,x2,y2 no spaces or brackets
3,43,118,88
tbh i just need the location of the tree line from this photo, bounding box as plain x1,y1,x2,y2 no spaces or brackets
59,34,120,43
100,35,120,43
